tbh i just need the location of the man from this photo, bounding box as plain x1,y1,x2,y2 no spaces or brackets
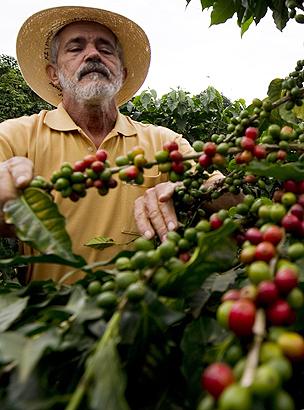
0,6,221,283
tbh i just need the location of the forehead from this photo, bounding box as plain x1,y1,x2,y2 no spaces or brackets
57,21,117,45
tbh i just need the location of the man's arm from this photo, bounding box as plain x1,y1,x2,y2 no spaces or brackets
0,157,33,235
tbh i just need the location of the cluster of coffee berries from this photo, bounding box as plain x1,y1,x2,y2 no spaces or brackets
257,179,304,237
192,141,227,171
155,140,192,182
48,149,118,201
286,0,304,23
200,352,295,410
116,145,149,184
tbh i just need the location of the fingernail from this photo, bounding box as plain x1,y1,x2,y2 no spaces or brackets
16,176,27,186
167,222,175,231
144,230,153,239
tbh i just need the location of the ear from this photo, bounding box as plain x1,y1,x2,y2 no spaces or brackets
46,63,60,87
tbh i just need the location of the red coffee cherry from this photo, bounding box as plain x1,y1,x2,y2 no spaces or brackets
274,267,298,295
228,299,256,337
201,362,235,399
256,280,279,306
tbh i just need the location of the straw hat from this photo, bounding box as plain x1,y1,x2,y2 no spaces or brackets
16,6,151,107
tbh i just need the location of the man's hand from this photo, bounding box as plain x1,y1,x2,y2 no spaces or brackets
134,181,179,241
0,157,33,208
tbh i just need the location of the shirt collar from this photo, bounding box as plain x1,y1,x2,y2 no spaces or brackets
44,103,137,137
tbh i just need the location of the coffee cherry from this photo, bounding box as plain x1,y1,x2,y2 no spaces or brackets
281,213,300,232
217,301,234,328
221,289,240,303
283,180,298,193
96,149,108,162
240,245,256,264
201,362,235,399
245,127,259,140
218,384,252,410
274,267,298,295
277,332,304,360
263,225,283,245
169,150,183,162
247,261,272,284
290,203,304,220
241,137,255,152
256,280,279,306
209,213,223,230
204,142,217,157
239,284,257,301
287,242,304,260
266,300,293,326
271,390,295,410
251,365,281,398
163,141,178,152
228,299,256,337
255,241,276,262
253,145,267,159
245,228,263,245
91,160,104,173
199,153,212,168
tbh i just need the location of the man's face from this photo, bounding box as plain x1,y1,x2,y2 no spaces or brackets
52,21,125,104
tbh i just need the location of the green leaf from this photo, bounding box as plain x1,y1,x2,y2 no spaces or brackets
181,316,228,399
271,0,289,31
85,236,116,250
267,78,283,101
253,0,268,24
3,188,78,263
241,16,254,36
87,312,130,410
19,328,60,382
210,0,236,25
89,340,129,410
279,102,298,124
247,160,304,181
0,253,86,269
200,0,215,10
0,293,29,332
0,331,27,363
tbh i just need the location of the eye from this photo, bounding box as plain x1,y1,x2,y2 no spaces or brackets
69,47,82,52
99,47,113,55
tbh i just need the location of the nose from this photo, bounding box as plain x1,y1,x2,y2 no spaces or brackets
84,44,102,62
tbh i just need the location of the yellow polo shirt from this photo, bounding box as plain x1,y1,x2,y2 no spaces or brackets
0,103,194,282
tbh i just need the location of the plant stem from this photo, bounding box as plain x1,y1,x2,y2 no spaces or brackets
65,310,121,410
240,309,266,387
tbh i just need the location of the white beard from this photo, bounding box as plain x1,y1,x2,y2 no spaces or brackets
58,66,124,106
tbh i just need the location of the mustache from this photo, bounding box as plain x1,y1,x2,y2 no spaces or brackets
77,62,111,80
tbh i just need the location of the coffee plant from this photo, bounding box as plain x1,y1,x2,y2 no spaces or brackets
185,0,304,34
1,59,304,410
120,87,245,144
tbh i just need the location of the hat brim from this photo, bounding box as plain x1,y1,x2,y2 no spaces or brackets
16,6,151,107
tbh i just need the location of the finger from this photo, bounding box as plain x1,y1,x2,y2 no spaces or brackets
0,165,18,207
157,181,180,202
6,157,33,188
144,188,168,241
134,196,155,239
158,198,178,233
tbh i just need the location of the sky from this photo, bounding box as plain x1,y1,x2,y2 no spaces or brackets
1,0,304,105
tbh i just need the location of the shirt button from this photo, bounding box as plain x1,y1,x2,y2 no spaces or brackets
87,147,94,152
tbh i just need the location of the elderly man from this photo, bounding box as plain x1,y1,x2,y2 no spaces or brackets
0,6,220,283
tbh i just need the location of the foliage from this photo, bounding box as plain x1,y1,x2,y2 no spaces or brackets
185,0,304,35
120,87,245,144
1,58,304,410
0,55,51,122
